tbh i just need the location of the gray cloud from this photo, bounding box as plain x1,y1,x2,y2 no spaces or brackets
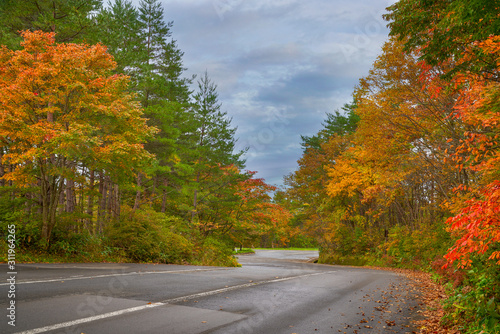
152,0,396,186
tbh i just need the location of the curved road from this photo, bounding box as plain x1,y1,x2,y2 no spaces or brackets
0,250,421,334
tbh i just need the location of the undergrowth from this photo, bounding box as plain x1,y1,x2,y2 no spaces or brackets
0,206,239,267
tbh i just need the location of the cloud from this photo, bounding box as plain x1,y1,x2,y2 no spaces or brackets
148,0,396,186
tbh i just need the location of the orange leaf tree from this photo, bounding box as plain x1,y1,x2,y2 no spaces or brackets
284,109,357,249
444,36,500,267
0,31,156,243
328,37,461,232
317,38,464,261
231,174,293,248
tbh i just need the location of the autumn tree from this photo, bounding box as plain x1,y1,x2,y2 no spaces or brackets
443,36,500,268
230,175,294,248
0,31,155,244
385,0,500,77
284,102,359,248
324,38,467,259
341,37,463,224
287,38,465,262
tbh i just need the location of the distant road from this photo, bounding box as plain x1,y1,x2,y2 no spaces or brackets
1,250,420,334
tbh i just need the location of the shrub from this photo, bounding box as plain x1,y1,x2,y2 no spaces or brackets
442,258,500,333
106,206,193,264
192,236,239,267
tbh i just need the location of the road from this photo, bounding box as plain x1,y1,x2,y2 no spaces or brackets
0,250,421,334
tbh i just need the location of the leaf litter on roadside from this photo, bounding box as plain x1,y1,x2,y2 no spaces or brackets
337,267,461,334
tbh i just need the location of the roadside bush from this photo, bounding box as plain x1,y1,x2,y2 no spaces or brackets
318,251,368,266
442,256,500,333
49,231,125,262
192,236,239,267
288,233,318,248
431,257,466,288
0,210,40,248
381,222,452,269
106,206,193,264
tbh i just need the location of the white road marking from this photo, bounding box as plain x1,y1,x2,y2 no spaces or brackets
162,272,326,304
0,268,228,286
13,272,328,334
14,303,165,334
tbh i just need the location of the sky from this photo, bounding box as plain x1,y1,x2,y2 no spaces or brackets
155,0,396,187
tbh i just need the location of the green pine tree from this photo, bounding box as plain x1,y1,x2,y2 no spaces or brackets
0,0,103,49
188,72,247,231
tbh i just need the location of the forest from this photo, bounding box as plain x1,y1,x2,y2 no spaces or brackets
0,0,300,267
283,1,500,332
1,0,500,333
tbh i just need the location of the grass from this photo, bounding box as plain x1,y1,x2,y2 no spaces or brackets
253,247,319,251
232,248,255,254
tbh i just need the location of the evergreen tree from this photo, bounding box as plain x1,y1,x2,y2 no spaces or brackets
0,0,103,49
93,0,194,212
137,0,174,107
189,72,247,228
301,101,359,152
94,0,144,79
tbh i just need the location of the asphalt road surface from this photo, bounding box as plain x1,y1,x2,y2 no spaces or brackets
0,250,421,334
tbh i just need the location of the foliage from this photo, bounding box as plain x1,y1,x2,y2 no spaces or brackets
0,0,292,267
442,36,500,269
385,0,500,77
382,224,452,269
445,181,500,268
231,175,294,248
442,262,500,333
0,0,103,49
0,30,156,244
105,206,193,263
192,236,239,267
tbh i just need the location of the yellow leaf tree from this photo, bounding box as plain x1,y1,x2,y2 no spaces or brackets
0,31,156,244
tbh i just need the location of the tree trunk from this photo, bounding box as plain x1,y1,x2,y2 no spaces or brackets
161,188,167,213
133,173,142,211
113,184,120,219
86,169,95,234
40,169,64,246
0,149,4,187
97,173,107,234
107,177,114,218
66,178,75,213
191,172,200,222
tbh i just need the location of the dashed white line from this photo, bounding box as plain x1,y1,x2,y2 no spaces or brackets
13,272,328,334
162,272,326,304
14,303,165,334
0,268,228,286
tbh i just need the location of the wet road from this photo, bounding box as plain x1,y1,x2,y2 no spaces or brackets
0,250,421,334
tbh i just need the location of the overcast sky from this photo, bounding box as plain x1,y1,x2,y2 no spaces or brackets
156,0,395,187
